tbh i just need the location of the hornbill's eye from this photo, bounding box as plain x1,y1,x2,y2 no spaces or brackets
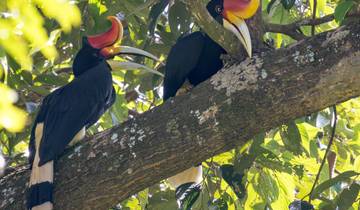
215,5,223,14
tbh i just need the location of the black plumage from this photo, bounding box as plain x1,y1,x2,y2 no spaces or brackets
28,39,115,166
163,32,225,100
26,15,162,209
164,0,257,207
163,0,226,100
26,38,116,210
163,2,228,208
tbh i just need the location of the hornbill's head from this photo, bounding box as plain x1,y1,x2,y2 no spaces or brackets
206,0,260,57
73,15,161,77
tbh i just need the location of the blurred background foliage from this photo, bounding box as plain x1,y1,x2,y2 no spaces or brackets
0,0,360,209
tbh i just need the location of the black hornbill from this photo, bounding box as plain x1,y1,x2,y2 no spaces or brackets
163,0,259,208
27,16,159,210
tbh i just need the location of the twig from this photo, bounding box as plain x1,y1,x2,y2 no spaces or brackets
307,106,337,203
54,67,73,74
265,14,333,40
265,23,307,40
265,12,360,40
311,0,317,36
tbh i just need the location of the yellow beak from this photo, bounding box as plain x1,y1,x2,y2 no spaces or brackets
102,45,162,62
223,15,252,57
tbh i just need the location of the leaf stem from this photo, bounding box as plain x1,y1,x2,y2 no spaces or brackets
311,0,317,36
307,106,337,204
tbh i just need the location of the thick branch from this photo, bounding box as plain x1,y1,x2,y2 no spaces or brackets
1,23,360,210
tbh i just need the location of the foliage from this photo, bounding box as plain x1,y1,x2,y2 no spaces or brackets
1,0,360,209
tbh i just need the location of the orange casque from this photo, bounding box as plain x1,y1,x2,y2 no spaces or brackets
223,0,260,20
87,16,124,58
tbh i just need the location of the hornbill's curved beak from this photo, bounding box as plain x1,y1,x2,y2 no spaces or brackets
222,0,260,57
88,16,161,61
87,15,163,76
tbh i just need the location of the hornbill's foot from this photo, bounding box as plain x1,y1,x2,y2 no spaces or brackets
220,164,246,199
175,80,193,97
175,182,201,210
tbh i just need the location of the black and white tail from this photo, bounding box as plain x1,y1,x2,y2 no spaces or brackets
168,166,203,208
27,123,54,210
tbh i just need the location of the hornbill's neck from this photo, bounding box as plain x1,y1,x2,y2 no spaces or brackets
72,38,105,77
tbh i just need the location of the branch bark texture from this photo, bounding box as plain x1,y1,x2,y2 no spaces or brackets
1,22,360,210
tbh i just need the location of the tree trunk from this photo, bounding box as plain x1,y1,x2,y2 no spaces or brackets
1,22,360,210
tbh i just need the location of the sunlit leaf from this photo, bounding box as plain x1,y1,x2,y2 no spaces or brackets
33,0,81,32
0,83,27,132
253,169,279,204
280,122,303,155
0,0,80,68
334,0,355,23
335,183,360,210
266,0,278,13
311,171,359,199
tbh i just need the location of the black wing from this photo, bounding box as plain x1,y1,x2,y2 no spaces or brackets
163,32,206,100
30,64,113,166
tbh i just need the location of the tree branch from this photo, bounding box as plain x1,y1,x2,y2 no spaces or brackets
1,22,360,210
265,12,360,40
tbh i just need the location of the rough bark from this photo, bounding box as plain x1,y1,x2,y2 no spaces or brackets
1,22,360,210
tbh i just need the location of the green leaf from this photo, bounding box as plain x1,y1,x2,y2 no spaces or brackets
267,0,278,13
28,86,51,96
311,171,359,199
253,170,279,204
354,156,360,173
19,70,33,84
138,188,149,209
334,0,355,23
122,196,141,210
146,185,177,209
168,2,192,36
336,183,360,210
309,139,319,159
237,153,257,173
34,74,69,86
110,93,128,124
148,0,170,35
280,122,303,155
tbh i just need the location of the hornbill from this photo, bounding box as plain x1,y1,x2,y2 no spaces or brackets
27,15,160,210
163,0,259,208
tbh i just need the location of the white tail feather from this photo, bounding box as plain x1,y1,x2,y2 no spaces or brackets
29,123,53,210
